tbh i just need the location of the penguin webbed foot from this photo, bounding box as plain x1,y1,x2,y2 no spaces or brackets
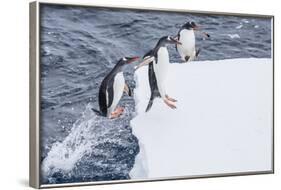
109,107,124,119
165,95,177,102
164,99,177,109
164,95,177,109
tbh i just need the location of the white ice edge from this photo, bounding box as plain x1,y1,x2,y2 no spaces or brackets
130,58,273,179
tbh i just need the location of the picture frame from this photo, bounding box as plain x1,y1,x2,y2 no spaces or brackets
30,1,274,188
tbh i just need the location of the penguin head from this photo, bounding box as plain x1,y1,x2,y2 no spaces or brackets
183,21,198,30
158,36,182,46
118,56,140,66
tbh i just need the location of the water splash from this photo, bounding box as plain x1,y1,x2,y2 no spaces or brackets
41,103,139,184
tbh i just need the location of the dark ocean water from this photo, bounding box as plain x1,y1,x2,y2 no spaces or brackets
39,4,272,184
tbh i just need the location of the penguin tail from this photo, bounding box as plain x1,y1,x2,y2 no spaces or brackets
146,88,161,112
91,108,103,116
196,48,201,57
145,99,154,112
146,94,158,112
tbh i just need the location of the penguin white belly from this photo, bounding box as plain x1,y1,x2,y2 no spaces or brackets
177,29,196,61
107,72,125,116
154,47,169,98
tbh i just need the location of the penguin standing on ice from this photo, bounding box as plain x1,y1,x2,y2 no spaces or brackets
93,56,139,119
176,21,210,62
136,36,182,112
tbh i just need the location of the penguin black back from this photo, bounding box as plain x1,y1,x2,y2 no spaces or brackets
98,71,114,116
95,57,139,117
97,59,125,116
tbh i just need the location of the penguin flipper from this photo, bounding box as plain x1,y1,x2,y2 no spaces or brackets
175,34,180,52
91,108,102,116
146,63,161,112
128,86,132,97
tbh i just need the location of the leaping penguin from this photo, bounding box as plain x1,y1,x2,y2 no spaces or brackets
176,21,210,62
136,36,182,112
93,56,139,119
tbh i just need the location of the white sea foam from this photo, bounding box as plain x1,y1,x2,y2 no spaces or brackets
236,24,243,29
227,34,240,39
131,58,273,178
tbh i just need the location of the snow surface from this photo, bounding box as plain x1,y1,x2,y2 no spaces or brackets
130,58,273,179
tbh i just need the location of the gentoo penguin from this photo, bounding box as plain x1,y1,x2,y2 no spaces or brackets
176,21,209,62
94,56,139,119
137,36,182,112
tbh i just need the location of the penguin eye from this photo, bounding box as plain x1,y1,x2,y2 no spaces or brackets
123,57,127,61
